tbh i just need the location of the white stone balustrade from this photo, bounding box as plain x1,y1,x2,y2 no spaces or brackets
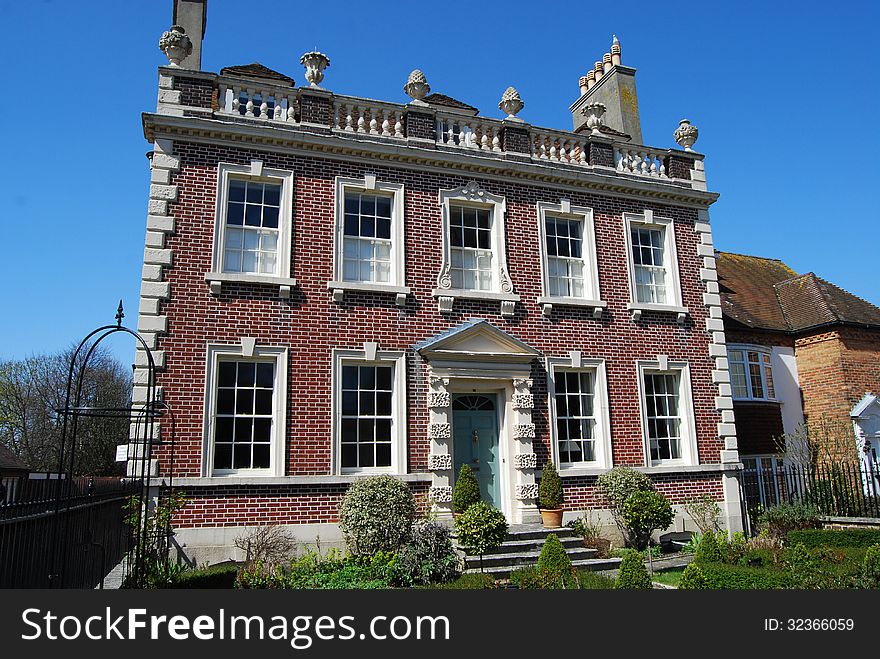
614,145,668,178
333,98,405,138
218,79,297,122
531,130,589,166
436,115,503,152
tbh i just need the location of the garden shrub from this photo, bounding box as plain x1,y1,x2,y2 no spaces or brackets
698,562,794,589
677,563,707,590
538,462,563,509
533,533,575,587
861,543,880,588
338,475,416,556
619,490,674,550
683,494,721,534
394,520,462,586
168,563,239,589
757,502,821,539
510,567,614,590
597,466,654,543
454,502,508,571
425,572,496,590
237,550,398,589
233,524,295,568
787,528,880,549
452,463,481,514
694,530,725,564
615,550,652,589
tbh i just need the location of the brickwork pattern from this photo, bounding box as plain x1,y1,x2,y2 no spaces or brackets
554,472,724,511
733,402,785,455
500,126,531,154
588,141,615,167
665,154,694,180
299,93,332,126
404,111,435,142
176,76,214,109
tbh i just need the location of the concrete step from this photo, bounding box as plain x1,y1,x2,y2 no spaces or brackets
482,536,584,555
464,546,597,570
504,525,574,542
467,556,622,578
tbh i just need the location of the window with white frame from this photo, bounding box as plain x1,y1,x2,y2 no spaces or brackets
624,211,685,313
209,162,295,287
728,346,776,401
333,349,406,474
434,183,518,313
547,357,612,469
331,177,407,295
638,360,697,466
204,343,287,477
536,201,602,310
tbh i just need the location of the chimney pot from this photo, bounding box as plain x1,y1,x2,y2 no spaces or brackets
603,52,612,73
579,76,589,95
611,35,621,65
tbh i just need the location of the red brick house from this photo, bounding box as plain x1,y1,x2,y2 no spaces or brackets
135,1,742,562
717,251,880,478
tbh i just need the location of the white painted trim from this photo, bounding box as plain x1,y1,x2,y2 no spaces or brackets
202,343,289,478
635,359,699,467
331,176,407,297
331,348,407,476
727,343,778,402
210,162,295,289
545,356,613,470
623,211,685,313
535,200,603,309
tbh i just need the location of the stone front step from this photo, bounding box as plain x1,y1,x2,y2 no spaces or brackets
483,536,584,555
468,556,622,578
465,545,597,570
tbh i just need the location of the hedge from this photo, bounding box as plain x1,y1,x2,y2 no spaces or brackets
698,562,793,589
168,563,240,589
786,529,880,549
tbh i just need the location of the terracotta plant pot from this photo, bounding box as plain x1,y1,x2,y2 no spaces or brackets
540,508,564,528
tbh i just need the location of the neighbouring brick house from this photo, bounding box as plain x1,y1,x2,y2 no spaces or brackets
717,251,880,479
135,0,742,562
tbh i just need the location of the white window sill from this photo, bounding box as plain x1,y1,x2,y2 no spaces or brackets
538,296,606,318
327,280,411,306
732,398,780,405
627,302,689,322
177,473,432,487
432,288,521,316
205,272,297,298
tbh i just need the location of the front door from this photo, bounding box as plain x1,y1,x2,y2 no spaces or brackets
452,394,500,507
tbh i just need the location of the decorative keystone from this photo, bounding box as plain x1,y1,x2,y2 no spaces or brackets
513,424,536,439
429,486,453,503
513,453,537,469
158,25,193,68
429,423,451,439
582,102,606,135
499,86,524,120
300,51,330,88
428,454,453,471
674,119,699,151
404,69,431,102
428,392,451,408
512,394,534,410
515,483,539,500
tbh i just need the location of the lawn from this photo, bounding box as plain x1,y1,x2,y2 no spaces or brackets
650,567,684,587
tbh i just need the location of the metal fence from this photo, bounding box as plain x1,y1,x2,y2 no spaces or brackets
0,477,138,588
741,460,880,528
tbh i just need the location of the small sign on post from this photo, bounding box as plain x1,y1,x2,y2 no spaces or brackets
115,444,129,462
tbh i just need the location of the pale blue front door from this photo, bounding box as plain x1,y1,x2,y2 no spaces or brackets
452,394,500,507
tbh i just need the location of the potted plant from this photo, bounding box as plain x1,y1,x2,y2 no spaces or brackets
452,463,480,518
538,462,564,528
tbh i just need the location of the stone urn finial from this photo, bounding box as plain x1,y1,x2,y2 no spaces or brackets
674,119,699,151
300,51,330,88
582,102,606,135
499,86,524,120
158,25,193,68
404,69,431,103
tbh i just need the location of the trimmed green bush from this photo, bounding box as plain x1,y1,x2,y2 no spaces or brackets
677,563,707,590
694,530,725,564
338,475,416,556
597,465,654,510
168,563,239,589
423,572,497,590
757,502,820,539
510,567,615,590
615,550,652,589
861,543,880,588
452,463,481,514
537,533,572,574
620,490,674,550
393,521,462,586
237,550,398,590
538,462,563,509
455,502,508,571
698,561,794,589
787,528,880,549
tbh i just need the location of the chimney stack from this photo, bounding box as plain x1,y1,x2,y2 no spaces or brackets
172,0,207,70
570,35,642,143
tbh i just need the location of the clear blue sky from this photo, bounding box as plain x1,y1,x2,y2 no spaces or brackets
1,0,877,365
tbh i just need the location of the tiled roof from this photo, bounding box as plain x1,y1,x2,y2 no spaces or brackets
219,63,295,84
0,444,29,473
717,251,880,333
424,93,479,114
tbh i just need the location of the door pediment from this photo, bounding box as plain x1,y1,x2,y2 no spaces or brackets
416,319,540,364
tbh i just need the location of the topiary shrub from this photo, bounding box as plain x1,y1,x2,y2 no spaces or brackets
757,502,821,540
169,563,240,589
698,561,794,589
619,490,674,550
538,462,563,509
861,543,880,588
338,475,416,556
677,562,707,590
452,463,481,514
615,550,652,589
597,466,655,543
455,501,508,572
694,530,725,564
393,521,463,586
534,533,574,587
